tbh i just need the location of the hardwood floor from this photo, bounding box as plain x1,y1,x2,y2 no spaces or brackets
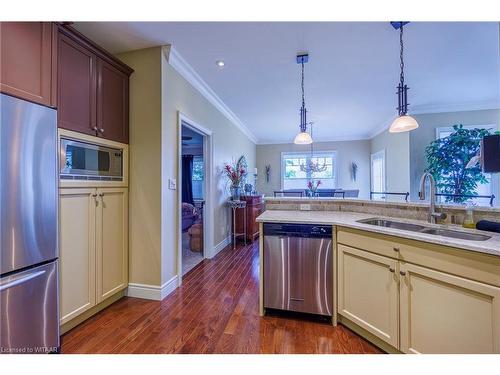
61,240,383,354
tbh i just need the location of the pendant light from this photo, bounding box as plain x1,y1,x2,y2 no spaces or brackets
294,53,313,144
299,122,328,173
389,22,419,133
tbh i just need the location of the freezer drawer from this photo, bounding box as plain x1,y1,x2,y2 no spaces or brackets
264,234,333,316
0,261,59,354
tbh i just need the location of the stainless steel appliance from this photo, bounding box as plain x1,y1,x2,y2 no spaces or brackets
263,223,333,316
1,93,59,354
59,137,123,181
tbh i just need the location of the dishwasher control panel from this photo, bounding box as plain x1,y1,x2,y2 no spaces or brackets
263,223,332,238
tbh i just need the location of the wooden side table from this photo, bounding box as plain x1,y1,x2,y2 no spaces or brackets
235,195,264,242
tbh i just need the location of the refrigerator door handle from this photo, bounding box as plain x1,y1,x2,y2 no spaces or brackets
0,270,46,292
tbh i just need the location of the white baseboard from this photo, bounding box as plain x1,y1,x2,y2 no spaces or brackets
211,235,231,258
127,275,178,301
160,275,178,300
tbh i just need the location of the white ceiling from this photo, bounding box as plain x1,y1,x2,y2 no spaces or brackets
74,22,500,144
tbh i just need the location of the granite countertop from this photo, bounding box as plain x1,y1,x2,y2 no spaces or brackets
256,210,500,257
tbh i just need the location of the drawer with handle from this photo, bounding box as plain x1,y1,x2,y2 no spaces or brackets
337,227,403,259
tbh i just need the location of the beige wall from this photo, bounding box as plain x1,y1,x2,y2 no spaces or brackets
256,140,371,199
161,48,256,283
411,109,500,203
116,47,163,286
118,46,256,287
370,129,411,201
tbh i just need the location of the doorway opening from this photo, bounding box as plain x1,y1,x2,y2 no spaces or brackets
177,113,213,282
180,124,205,275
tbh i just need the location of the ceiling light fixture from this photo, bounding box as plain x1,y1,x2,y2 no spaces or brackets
216,60,225,67
293,53,313,145
389,22,419,133
299,122,328,174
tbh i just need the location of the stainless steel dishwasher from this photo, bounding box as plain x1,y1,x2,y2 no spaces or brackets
263,223,333,316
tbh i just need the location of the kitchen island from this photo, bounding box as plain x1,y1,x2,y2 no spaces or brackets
256,208,500,354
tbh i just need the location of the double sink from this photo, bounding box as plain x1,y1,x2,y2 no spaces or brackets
357,218,491,242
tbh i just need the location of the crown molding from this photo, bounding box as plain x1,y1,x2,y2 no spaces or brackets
410,100,500,115
257,134,371,145
367,101,500,140
367,114,396,139
167,47,258,144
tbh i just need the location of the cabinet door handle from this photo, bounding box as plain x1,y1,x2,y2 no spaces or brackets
389,267,395,273
98,193,104,198
400,271,406,276
393,247,400,252
99,128,104,134
92,126,98,131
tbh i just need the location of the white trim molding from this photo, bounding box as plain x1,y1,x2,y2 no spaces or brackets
177,112,215,285
167,47,258,144
212,236,231,258
368,103,500,140
257,134,371,145
410,101,500,116
127,276,178,301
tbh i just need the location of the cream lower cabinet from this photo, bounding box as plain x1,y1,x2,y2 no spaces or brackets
96,188,128,303
399,262,500,354
60,188,97,324
338,244,399,348
60,187,128,325
337,228,500,354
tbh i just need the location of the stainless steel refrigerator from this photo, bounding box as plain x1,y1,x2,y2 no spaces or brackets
0,93,59,354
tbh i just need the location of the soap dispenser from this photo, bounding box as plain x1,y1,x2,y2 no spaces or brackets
463,203,475,229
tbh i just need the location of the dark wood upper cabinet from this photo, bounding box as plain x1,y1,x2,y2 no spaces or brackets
97,58,129,143
56,25,133,144
0,22,57,107
57,33,97,137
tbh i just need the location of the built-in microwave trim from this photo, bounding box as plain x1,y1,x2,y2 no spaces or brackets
59,137,123,180
58,129,129,188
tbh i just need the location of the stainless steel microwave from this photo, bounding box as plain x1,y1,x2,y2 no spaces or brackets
59,137,123,181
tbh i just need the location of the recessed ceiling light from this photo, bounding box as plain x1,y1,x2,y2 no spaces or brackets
216,60,225,67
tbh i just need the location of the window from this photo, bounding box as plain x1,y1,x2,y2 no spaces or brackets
192,156,204,181
436,125,495,206
192,156,204,199
281,151,337,190
370,150,386,200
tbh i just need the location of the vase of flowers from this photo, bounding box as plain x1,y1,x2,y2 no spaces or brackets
306,180,321,197
223,157,247,200
229,185,241,200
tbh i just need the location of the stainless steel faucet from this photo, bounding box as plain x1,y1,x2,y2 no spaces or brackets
418,172,447,224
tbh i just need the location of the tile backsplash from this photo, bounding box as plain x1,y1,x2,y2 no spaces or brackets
264,198,500,225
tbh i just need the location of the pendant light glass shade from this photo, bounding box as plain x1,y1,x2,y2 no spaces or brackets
294,131,313,145
389,114,419,133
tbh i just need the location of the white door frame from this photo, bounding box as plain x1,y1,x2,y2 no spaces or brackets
177,111,214,285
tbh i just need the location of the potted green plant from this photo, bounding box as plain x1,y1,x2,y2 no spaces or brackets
425,124,491,204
